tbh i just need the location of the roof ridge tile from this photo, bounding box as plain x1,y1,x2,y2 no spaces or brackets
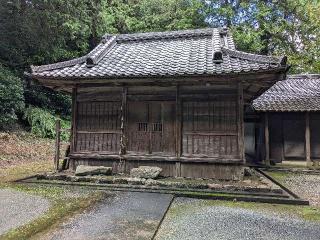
31,55,87,73
86,36,117,67
112,28,216,42
221,47,285,65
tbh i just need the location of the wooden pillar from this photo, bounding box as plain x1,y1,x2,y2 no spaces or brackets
119,86,128,173
120,87,128,155
305,112,312,166
175,85,182,177
280,115,285,162
54,119,61,171
70,88,77,154
237,82,245,162
264,112,270,166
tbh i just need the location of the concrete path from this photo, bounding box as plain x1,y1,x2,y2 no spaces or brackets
155,198,320,240
0,188,50,235
46,192,173,240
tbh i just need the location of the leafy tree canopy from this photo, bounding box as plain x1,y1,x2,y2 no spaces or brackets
0,0,319,130
0,64,24,128
205,0,320,73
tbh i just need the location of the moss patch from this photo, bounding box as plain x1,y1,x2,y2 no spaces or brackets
265,171,292,182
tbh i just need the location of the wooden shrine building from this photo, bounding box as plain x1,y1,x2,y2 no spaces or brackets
29,28,288,179
252,74,320,166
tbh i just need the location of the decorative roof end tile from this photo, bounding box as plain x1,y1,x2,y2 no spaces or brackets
279,56,287,66
86,36,117,68
212,28,223,63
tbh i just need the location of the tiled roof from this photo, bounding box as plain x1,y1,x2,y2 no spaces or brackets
252,74,320,112
30,28,287,80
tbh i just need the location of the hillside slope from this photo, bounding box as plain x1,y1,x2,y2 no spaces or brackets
0,131,56,182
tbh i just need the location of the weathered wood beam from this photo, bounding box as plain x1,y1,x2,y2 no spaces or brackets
54,119,61,171
280,115,285,163
305,112,312,166
76,130,121,134
76,93,238,102
184,131,237,136
176,85,182,158
69,152,243,164
175,85,182,177
264,112,270,166
70,88,77,154
237,82,245,162
128,94,175,101
120,87,128,155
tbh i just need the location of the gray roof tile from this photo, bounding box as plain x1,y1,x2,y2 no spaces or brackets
30,28,286,80
252,74,320,112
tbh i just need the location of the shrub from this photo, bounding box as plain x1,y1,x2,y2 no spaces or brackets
24,85,71,117
0,65,24,128
23,107,70,141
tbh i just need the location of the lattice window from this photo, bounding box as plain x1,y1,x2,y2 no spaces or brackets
152,123,162,132
138,122,148,132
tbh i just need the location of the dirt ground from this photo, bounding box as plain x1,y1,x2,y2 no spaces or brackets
0,131,54,169
0,131,70,182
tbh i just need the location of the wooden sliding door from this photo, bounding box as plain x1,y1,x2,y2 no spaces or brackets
127,101,176,155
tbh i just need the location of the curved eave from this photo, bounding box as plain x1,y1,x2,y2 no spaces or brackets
28,65,288,83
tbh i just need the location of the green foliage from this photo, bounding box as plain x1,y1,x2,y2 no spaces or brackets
1,0,319,75
0,64,24,128
0,0,319,131
24,86,71,117
23,107,70,140
204,0,320,73
0,0,90,70
98,0,207,34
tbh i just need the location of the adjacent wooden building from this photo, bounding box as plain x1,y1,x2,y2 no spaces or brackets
252,74,320,166
29,28,288,179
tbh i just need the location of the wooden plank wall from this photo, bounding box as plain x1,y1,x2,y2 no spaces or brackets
268,112,320,162
73,85,241,161
181,99,238,158
75,101,121,153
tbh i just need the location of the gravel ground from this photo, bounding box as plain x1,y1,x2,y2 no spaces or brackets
45,191,173,240
155,198,320,240
0,188,50,235
281,174,320,206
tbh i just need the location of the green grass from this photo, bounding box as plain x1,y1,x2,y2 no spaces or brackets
0,161,53,184
266,171,291,182
275,163,308,169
